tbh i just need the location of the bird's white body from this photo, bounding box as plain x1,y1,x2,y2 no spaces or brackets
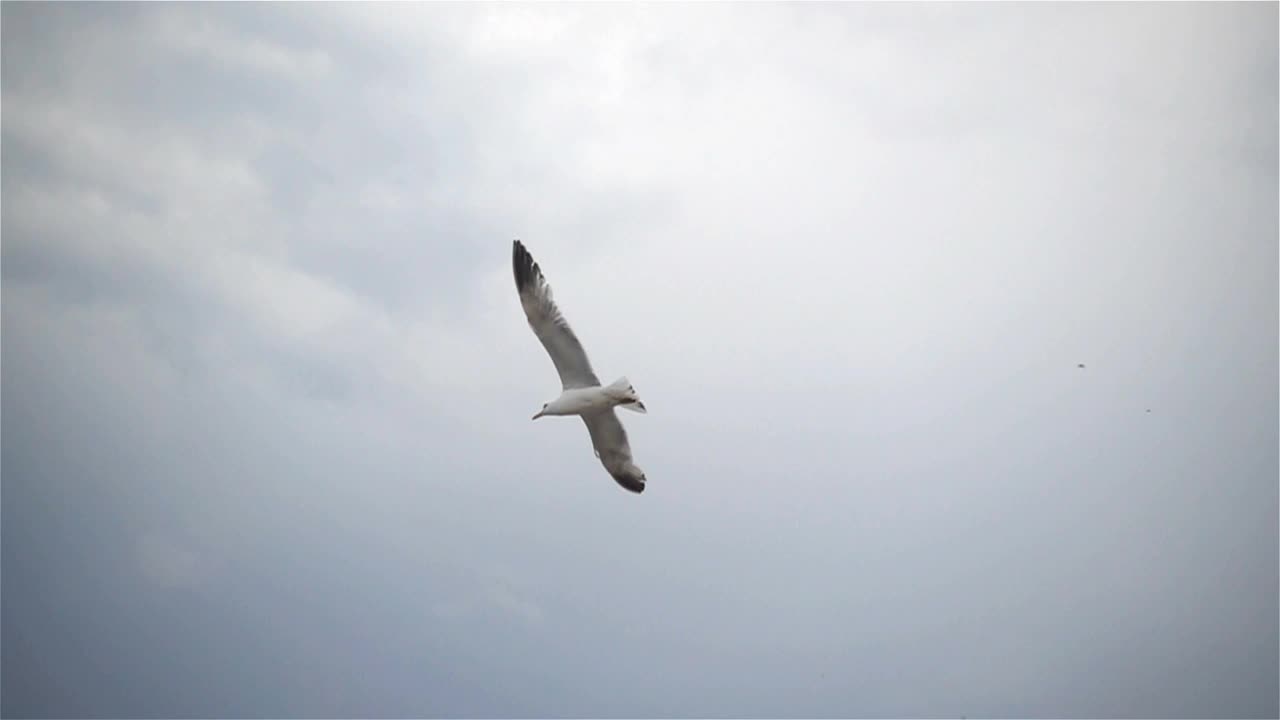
544,387,616,416
536,377,647,418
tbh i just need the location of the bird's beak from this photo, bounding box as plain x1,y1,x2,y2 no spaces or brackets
532,410,544,420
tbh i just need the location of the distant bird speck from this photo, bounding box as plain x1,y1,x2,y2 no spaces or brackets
513,240,649,495
1077,363,1086,369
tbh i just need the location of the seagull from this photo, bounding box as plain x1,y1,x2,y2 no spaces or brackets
512,240,649,494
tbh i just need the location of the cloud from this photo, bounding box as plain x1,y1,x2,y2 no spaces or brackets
430,567,547,628
2,3,1275,718
136,534,209,590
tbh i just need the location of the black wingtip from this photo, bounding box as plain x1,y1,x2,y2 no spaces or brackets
513,239,537,292
614,475,646,494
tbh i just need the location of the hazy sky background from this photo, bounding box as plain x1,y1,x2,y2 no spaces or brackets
2,3,1276,718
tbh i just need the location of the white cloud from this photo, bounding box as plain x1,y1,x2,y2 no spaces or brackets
147,7,334,81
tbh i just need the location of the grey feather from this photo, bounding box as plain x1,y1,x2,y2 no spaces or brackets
512,240,601,390
582,410,645,494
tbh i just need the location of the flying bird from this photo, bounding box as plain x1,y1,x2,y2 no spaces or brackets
512,240,648,494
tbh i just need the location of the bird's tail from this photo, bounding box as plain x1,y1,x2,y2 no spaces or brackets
605,376,647,413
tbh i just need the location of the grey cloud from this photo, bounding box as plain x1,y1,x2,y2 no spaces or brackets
3,3,1276,719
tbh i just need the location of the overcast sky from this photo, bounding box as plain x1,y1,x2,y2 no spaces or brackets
2,3,1277,718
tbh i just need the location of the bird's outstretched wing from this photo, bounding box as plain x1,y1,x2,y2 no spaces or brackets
513,240,601,389
582,409,645,494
